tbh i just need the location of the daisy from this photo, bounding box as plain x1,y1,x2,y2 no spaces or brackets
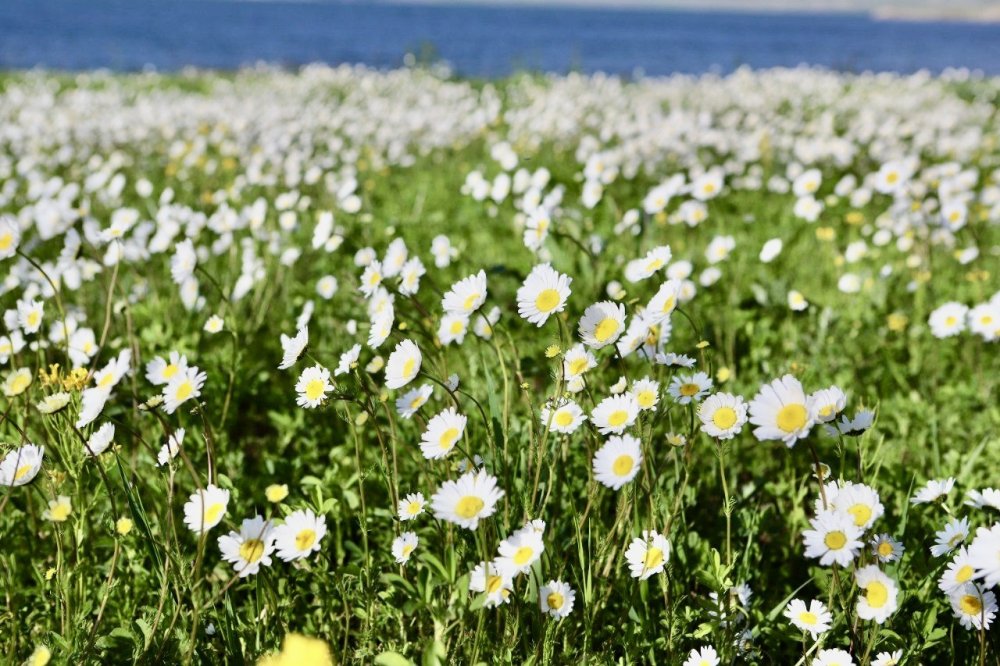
278,327,308,370
145,352,189,386
203,315,224,334
0,444,44,486
334,344,361,376
367,306,394,349
398,492,426,521
928,302,968,339
395,384,433,419
784,598,832,639
473,305,501,340
667,371,712,405
682,646,719,666
832,482,884,531
316,275,338,299
931,516,970,557
705,235,735,264
966,488,1000,511
84,422,115,457
631,377,659,411
0,215,20,259
872,650,903,666
748,374,814,447
539,399,586,434
593,434,643,490
788,290,809,311
646,280,683,322
156,428,185,466
272,509,326,562
419,407,467,460
162,366,207,414
359,260,384,298
563,344,596,379
939,547,977,593
431,470,504,530
655,352,695,368
37,392,71,415
399,257,426,296
218,515,276,577
698,392,748,440
760,238,783,263
578,301,626,349
809,386,847,423
855,564,899,623
384,339,421,390
625,530,670,580
2,368,32,397
967,523,1000,587
910,478,955,504
517,263,572,327
437,313,470,346
803,509,863,567
539,580,575,619
497,526,544,576
469,560,514,607
442,270,487,316
182,484,230,534
813,648,855,666
392,532,419,564
16,299,44,335
43,495,72,522
295,364,332,409
870,534,904,563
590,393,639,435
949,583,996,630
624,245,672,282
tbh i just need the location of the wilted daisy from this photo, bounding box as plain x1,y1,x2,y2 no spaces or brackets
540,399,586,434
443,270,488,315
273,509,326,562
278,327,308,370
813,648,855,666
398,492,426,521
784,598,832,639
163,366,207,414
591,393,639,435
517,263,572,327
497,525,544,575
395,384,433,419
384,339,421,389
911,478,955,504
84,423,115,457
682,646,719,666
391,531,418,564
539,580,575,619
218,515,276,577
803,509,863,567
748,374,814,447
469,560,513,608
870,534,904,563
431,470,504,530
419,407,467,459
0,444,44,486
931,516,970,557
156,428,185,466
809,386,846,423
593,434,643,490
949,583,996,630
625,530,670,580
578,301,626,348
182,484,230,534
295,364,332,409
855,564,899,623
668,371,712,405
698,392,748,440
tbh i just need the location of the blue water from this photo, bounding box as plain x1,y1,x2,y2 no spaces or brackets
2,0,1000,76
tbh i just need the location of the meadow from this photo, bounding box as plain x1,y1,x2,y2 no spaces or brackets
0,65,998,665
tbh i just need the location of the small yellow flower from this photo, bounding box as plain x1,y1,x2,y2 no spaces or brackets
887,313,908,333
845,211,864,225
257,633,333,666
815,227,835,241
544,345,561,358
398,321,408,331
39,364,61,387
29,645,51,666
520,382,531,390
63,367,90,391
716,366,731,383
116,517,134,536
695,340,710,349
44,568,57,582
266,484,289,504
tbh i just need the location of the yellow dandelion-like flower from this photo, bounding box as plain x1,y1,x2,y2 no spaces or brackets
266,484,289,503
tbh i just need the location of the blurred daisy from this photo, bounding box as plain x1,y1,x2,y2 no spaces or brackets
967,524,1000,587
646,280,682,322
442,270,487,316
203,315,224,334
539,580,575,619
431,470,504,530
625,530,670,580
145,352,188,386
392,531,418,564
43,495,72,522
931,516,970,557
0,444,44,486
3,368,32,397
16,299,44,335
218,515,276,577
872,650,902,666
163,366,207,414
395,384,433,419
809,386,846,423
517,263,572,327
334,344,361,376
593,434,642,491
278,327,308,370
928,302,968,339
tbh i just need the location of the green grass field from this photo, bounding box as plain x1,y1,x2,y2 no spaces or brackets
0,66,998,665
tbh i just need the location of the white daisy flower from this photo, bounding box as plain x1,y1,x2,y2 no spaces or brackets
667,371,712,405
682,646,719,666
698,392,748,440
539,399,586,434
419,407,467,460
16,299,45,335
802,509,863,567
949,583,996,630
590,393,639,435
516,263,572,327
395,384,433,419
593,434,643,491
910,477,955,504
813,648,855,666
854,564,899,624
392,531,419,564
539,580,575,619
218,515,276,577
784,598,832,639
928,302,968,339
295,364,332,409
384,339,421,390
182,484,230,534
335,344,361,376
278,327,308,370
967,523,1000,587
162,366,207,415
624,530,670,580
431,470,505,530
397,492,426,521
832,482,884,532
145,351,188,386
809,386,847,423
272,509,326,562
156,428,185,466
872,649,903,666
748,374,814,447
437,313,470,346
359,260,384,298
496,525,544,576
0,444,44,486
931,516,971,557
469,560,513,607
870,533,904,563
578,301,626,349
631,377,659,411
563,344,596,379
646,280,683,323
441,270,487,316
84,423,115,457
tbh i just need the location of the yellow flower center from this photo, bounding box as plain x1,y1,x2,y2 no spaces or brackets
678,383,700,397
449,320,464,335
295,529,317,551
98,372,115,388
513,546,534,566
486,575,503,595
547,591,565,610
711,407,737,429
956,564,974,583
847,503,872,527
554,410,574,427
824,530,847,550
644,546,664,570
866,581,888,609
568,358,589,376
612,454,634,476
607,410,629,427
877,542,894,558
0,233,12,250
799,611,818,625
462,293,480,311
406,502,421,515
776,403,808,433
409,396,425,409
174,381,194,401
162,363,179,379
945,316,957,326
14,464,33,481
401,544,414,557
239,539,265,563
636,390,656,409
593,317,619,342
661,296,675,313
49,502,71,522
646,258,663,272
368,272,381,286
535,289,561,313
886,171,899,184
960,594,983,616
402,358,416,378
26,311,40,328
204,502,225,524
438,427,460,450
455,496,484,519
304,379,325,401
703,182,716,194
